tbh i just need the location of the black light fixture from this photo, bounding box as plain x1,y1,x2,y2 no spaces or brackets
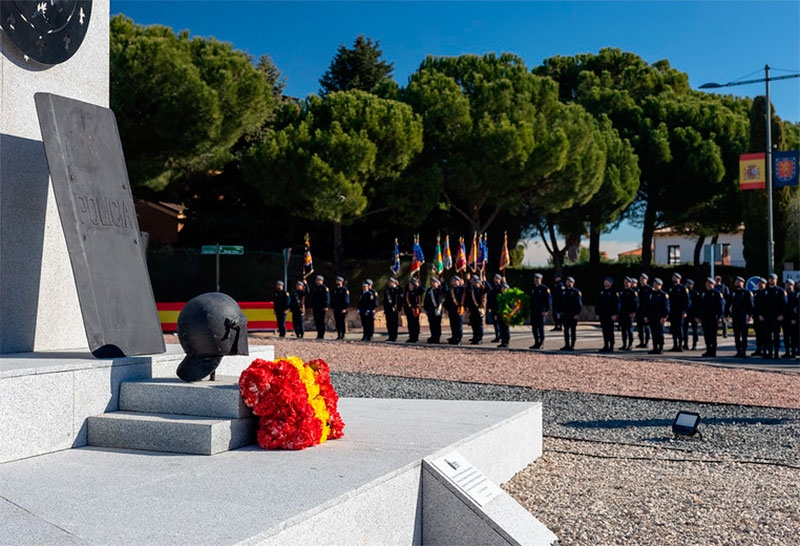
672,411,701,437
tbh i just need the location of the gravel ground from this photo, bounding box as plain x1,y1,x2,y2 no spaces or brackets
188,335,800,545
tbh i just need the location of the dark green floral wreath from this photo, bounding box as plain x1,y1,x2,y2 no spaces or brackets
497,287,530,326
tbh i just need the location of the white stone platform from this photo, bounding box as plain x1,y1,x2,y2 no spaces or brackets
0,345,273,463
0,397,556,546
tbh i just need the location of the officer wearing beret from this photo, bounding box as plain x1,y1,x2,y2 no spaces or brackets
529,273,551,349
358,281,377,341
697,277,724,357
310,275,330,339
646,278,670,354
667,272,690,352
559,277,583,351
618,277,639,351
332,276,350,340
727,276,754,358
636,273,653,348
783,278,798,358
383,277,403,342
272,280,290,338
596,277,620,352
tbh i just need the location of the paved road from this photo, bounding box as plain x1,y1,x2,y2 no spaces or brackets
253,321,800,374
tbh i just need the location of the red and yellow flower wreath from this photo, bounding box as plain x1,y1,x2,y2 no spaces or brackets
239,356,345,450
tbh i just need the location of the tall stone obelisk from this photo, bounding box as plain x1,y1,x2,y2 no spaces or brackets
0,0,109,353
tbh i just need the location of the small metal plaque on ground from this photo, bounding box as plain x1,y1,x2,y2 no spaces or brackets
34,93,165,358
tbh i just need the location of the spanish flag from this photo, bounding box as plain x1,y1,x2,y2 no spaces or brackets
739,153,766,190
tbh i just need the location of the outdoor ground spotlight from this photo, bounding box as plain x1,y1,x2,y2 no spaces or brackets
672,411,701,437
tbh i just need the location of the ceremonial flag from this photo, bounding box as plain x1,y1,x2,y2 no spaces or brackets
773,150,799,187
432,235,444,275
468,232,478,272
443,235,453,271
303,233,314,278
739,153,766,190
410,234,425,276
391,238,401,275
498,232,510,271
456,237,467,273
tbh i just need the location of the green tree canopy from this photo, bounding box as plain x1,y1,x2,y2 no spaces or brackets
243,90,423,267
110,15,274,191
319,35,395,96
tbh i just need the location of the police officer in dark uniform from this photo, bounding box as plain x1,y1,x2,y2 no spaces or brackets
636,273,653,348
683,279,701,350
404,278,424,343
560,277,583,351
715,276,731,338
310,275,330,339
332,276,350,340
697,277,724,357
596,277,620,352
486,274,503,342
727,276,754,358
551,273,565,331
494,276,512,348
272,280,290,338
783,279,798,358
758,273,787,359
446,276,466,345
466,275,487,344
383,277,403,342
646,278,670,354
618,277,638,351
424,277,445,344
667,272,690,352
529,273,551,349
357,280,377,341
290,280,307,338
752,277,768,356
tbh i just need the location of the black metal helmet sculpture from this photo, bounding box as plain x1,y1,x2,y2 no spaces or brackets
176,292,249,381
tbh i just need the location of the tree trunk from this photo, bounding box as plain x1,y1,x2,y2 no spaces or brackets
565,233,581,263
589,222,601,267
640,201,657,271
693,234,706,279
548,224,565,273
333,221,344,273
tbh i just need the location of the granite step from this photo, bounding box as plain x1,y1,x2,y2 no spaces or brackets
119,376,251,419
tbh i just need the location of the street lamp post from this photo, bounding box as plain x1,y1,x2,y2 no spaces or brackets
700,65,800,275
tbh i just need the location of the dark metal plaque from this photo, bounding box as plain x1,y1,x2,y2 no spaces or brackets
34,92,165,358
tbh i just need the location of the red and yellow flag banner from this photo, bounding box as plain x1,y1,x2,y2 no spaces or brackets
739,153,766,190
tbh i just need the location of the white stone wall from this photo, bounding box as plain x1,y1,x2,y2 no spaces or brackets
652,230,746,267
0,1,109,352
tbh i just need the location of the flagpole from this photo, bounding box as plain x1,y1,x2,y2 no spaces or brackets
765,65,775,275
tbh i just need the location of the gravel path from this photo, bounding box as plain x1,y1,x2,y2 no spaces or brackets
205,336,800,545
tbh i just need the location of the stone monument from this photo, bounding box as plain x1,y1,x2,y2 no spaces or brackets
0,0,107,353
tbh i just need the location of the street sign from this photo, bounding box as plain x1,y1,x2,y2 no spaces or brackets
201,245,244,255
201,245,217,255
746,276,761,293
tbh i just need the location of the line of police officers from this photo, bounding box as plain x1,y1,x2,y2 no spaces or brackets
271,271,799,359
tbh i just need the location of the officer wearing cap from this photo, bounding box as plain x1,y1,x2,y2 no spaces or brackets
683,279,701,350
383,277,403,342
404,277,424,342
358,280,377,341
697,277,724,357
727,276,754,358
424,277,445,344
758,273,787,359
596,276,620,352
551,272,565,331
645,278,670,354
667,272,690,352
529,272,551,349
783,278,798,358
636,273,653,348
290,280,307,338
332,276,350,340
273,280,290,338
446,276,466,345
466,274,487,344
715,276,731,338
487,273,504,343
310,275,330,339
618,277,638,351
559,276,583,351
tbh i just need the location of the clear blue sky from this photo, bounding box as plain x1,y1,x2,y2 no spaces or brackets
112,1,799,122
109,1,799,261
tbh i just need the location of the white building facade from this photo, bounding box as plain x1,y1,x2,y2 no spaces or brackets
652,226,746,267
